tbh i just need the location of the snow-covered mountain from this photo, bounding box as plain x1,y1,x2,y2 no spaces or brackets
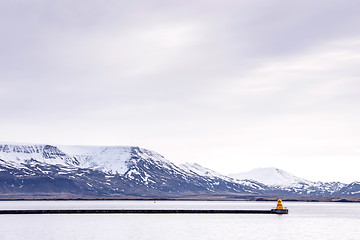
0,144,169,175
0,142,358,199
0,143,269,198
229,167,311,187
229,167,348,197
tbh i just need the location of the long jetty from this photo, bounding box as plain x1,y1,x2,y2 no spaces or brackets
0,209,288,215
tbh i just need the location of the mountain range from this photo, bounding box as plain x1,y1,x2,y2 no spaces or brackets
0,143,359,200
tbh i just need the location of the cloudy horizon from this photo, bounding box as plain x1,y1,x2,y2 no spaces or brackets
1,0,360,183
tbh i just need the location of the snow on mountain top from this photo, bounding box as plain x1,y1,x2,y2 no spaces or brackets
64,146,133,174
178,162,230,180
0,143,167,175
229,167,311,187
0,144,72,165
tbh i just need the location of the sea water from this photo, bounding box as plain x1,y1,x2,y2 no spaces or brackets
1,201,360,240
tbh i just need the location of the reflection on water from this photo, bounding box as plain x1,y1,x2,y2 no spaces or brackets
1,201,360,240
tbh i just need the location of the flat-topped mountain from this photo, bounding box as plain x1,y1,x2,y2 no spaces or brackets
0,143,266,199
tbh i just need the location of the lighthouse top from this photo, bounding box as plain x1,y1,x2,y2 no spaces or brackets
276,199,284,209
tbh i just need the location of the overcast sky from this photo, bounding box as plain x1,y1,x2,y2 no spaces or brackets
1,0,360,183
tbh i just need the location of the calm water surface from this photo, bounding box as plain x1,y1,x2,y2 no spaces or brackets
1,200,360,240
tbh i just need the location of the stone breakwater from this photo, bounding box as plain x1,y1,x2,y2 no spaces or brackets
0,209,288,214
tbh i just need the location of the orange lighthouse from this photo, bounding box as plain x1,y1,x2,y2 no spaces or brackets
276,199,284,209
271,199,288,214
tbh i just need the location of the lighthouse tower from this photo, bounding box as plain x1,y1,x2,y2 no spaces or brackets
276,199,284,209
271,198,288,214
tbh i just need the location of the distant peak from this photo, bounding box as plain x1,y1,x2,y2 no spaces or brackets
229,167,311,187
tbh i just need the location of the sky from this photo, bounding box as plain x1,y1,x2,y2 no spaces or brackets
1,0,360,183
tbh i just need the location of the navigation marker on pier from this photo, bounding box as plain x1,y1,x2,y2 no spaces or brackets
271,199,289,214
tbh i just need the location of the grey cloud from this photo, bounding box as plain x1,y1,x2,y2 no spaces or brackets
1,0,360,182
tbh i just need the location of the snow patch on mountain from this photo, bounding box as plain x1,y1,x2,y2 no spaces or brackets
58,145,132,174
229,167,311,187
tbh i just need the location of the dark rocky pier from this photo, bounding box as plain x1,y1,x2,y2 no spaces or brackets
0,209,288,214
